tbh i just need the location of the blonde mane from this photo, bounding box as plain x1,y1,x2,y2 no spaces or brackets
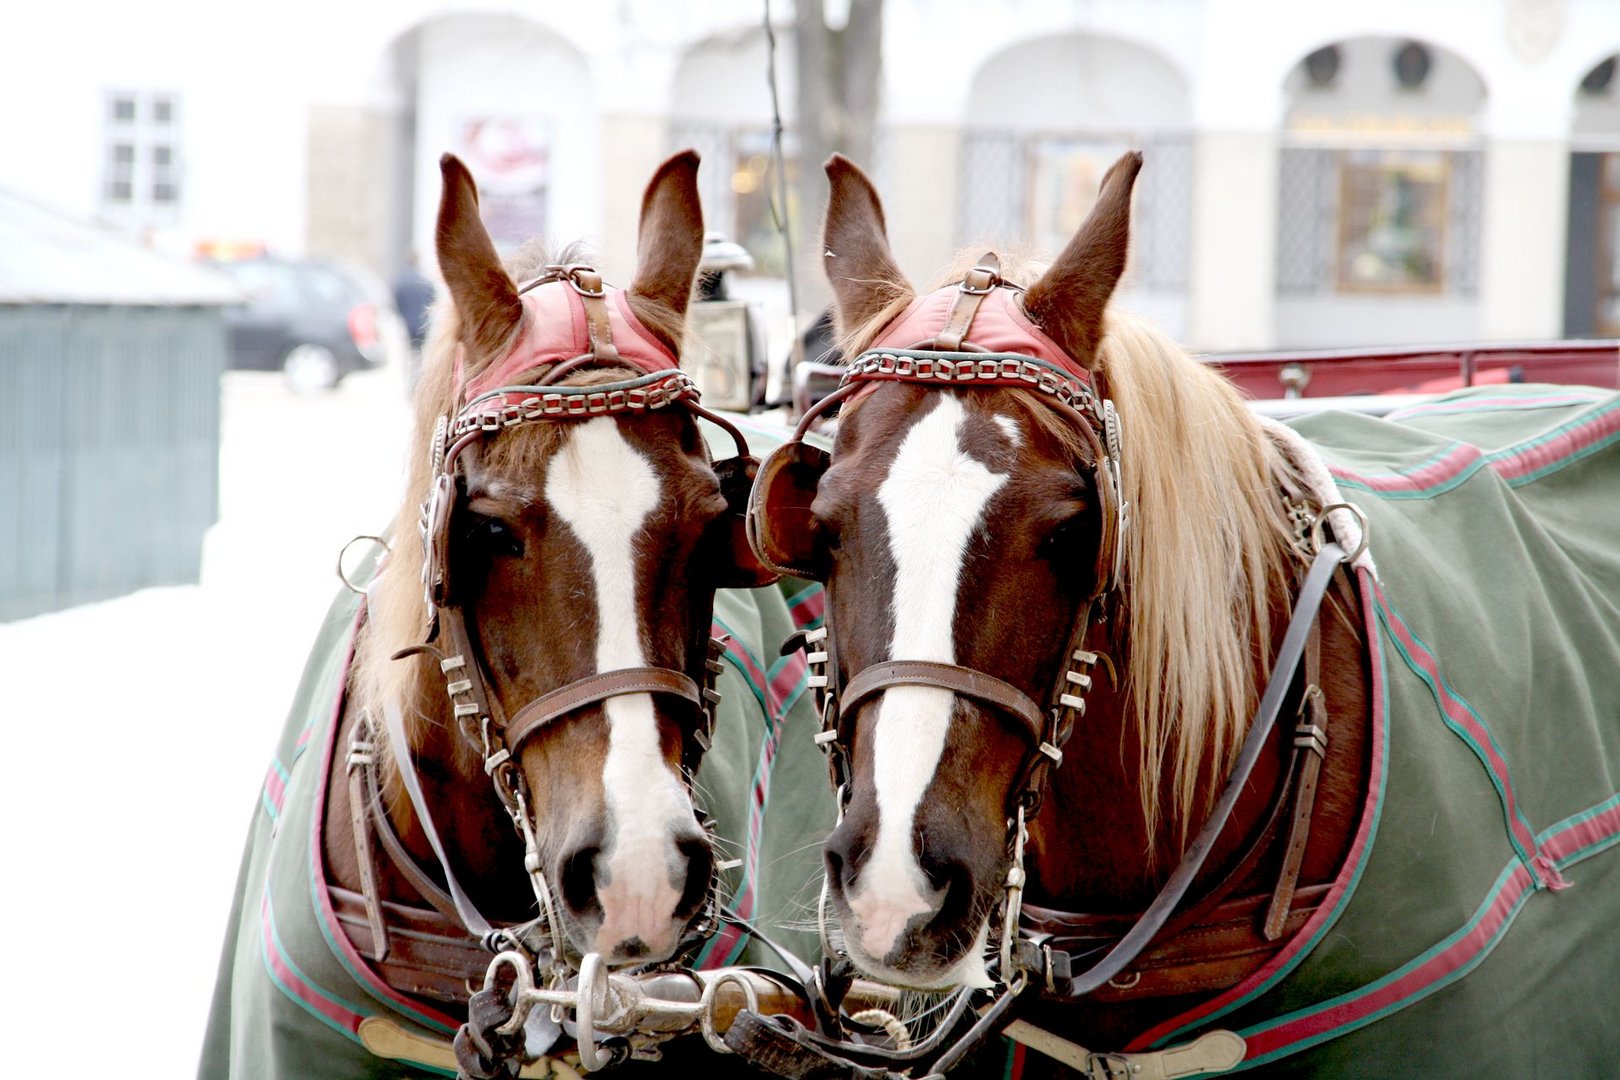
350,242,686,763
841,251,1303,851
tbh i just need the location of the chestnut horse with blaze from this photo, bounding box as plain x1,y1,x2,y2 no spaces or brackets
199,153,834,1078
748,151,1620,1076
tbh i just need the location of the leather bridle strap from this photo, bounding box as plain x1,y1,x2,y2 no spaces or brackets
1046,541,1347,998
359,744,462,925
381,694,499,939
506,667,706,750
840,660,1048,747
934,256,1000,351
571,268,623,364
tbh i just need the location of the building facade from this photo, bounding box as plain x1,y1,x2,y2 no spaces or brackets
7,0,1620,352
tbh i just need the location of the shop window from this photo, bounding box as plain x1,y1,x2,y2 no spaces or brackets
1336,150,1449,293
731,130,797,278
1026,138,1131,262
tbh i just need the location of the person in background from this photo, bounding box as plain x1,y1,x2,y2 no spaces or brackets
392,252,436,391
392,251,435,353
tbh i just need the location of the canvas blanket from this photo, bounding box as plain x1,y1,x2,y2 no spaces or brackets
1112,386,1620,1077
197,416,835,1079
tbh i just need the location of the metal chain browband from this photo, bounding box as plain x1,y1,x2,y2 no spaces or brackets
842,348,1102,416
451,369,700,438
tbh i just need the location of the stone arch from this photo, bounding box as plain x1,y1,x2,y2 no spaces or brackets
956,32,1194,335
962,32,1192,134
1282,34,1487,133
668,25,799,277
1273,35,1488,347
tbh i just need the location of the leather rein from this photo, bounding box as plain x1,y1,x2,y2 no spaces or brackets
353,264,747,979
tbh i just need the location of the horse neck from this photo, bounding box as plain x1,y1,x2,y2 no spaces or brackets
1026,557,1371,916
324,644,530,919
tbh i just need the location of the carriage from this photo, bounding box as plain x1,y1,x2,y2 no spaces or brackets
200,148,1620,1079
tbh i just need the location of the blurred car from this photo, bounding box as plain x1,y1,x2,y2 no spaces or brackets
210,256,405,393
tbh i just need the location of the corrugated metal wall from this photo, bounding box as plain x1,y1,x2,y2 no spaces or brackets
0,304,223,619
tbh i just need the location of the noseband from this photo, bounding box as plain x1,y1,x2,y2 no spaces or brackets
385,264,765,973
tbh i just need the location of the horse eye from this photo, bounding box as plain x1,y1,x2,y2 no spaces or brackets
1040,513,1084,558
468,515,524,558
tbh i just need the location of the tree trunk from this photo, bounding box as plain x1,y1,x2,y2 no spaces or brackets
789,0,884,328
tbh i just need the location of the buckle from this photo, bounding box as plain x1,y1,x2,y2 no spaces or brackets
960,264,999,294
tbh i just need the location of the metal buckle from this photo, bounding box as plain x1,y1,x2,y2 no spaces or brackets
959,265,999,294
1086,1051,1133,1079
549,263,605,298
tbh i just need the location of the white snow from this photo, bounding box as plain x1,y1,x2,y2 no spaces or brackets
0,365,412,1076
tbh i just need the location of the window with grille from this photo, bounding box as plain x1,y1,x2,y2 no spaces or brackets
1278,147,1480,297
100,90,182,224
958,131,1192,291
671,123,800,279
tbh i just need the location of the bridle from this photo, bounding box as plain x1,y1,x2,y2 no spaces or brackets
380,263,771,979
738,256,1360,1077
749,251,1128,856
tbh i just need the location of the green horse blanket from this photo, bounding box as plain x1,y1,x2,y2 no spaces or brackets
1110,386,1620,1077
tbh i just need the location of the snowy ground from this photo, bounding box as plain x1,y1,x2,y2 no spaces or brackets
0,364,413,1076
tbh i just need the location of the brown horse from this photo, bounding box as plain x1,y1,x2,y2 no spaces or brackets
333,149,779,968
200,149,800,1079
746,151,1620,1075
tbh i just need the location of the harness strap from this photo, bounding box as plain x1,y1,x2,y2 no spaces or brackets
358,729,463,925
1045,541,1347,998
1000,1023,1245,1080
934,255,1000,351
1264,617,1328,939
840,660,1047,747
346,732,392,961
505,667,706,749
570,268,624,364
381,695,498,939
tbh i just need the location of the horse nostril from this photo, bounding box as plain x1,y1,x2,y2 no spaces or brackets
559,845,601,916
674,834,714,920
919,849,972,923
824,824,861,894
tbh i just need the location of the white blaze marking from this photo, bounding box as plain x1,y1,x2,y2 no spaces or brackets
545,418,691,955
849,396,1007,965
991,414,1022,446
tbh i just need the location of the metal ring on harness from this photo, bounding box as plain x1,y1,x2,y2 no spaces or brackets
337,534,390,595
699,970,761,1055
1310,501,1369,564
573,952,612,1072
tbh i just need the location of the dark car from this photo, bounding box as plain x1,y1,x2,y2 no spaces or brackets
212,257,397,393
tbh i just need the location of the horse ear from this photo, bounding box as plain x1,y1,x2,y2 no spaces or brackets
823,154,913,340
1022,150,1143,370
434,153,523,364
627,150,704,355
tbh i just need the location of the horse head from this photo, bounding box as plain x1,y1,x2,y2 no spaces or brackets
753,151,1307,991
356,151,774,969
747,152,1138,988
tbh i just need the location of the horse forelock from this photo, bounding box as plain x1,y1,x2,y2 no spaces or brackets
835,246,1305,855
